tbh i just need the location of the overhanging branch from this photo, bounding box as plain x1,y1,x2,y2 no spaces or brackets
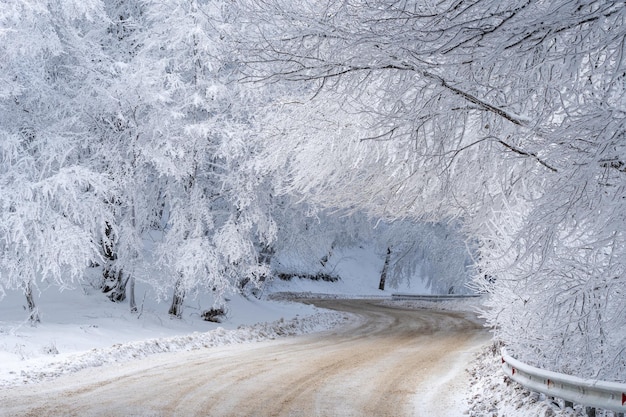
497,139,558,172
422,71,527,127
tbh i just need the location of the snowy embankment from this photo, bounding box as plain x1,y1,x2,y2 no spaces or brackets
9,309,349,387
0,285,351,387
467,345,622,417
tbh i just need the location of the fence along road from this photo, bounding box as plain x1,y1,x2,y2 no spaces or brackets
502,348,626,415
0,299,488,417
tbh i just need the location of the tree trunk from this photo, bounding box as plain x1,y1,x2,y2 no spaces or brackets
100,227,127,303
129,276,137,313
168,278,185,318
257,244,275,283
101,222,119,295
379,247,391,291
320,242,336,267
259,244,274,271
104,269,128,302
24,281,40,325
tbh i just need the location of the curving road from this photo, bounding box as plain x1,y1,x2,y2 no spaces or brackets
0,299,489,417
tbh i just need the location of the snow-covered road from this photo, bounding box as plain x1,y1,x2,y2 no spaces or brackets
0,299,488,417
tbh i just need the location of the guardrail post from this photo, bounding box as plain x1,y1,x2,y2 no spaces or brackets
585,406,596,417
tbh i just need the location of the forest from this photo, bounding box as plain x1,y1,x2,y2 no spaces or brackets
1,0,624,384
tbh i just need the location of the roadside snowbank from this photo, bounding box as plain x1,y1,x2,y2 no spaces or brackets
6,310,349,387
467,344,621,417
0,284,351,387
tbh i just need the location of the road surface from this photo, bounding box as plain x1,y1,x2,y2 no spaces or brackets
0,299,489,417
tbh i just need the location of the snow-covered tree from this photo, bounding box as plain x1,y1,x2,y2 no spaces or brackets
263,198,471,292
239,0,626,380
0,0,114,322
112,0,275,316
0,0,276,320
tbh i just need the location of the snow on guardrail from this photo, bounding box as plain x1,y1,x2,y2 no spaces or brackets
501,348,626,413
391,293,481,301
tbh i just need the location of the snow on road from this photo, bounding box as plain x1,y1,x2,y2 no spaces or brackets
0,299,488,417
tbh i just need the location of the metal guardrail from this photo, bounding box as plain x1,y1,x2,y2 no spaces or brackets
502,348,626,414
391,293,481,301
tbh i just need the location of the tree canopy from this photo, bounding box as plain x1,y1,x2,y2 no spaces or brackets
239,0,626,380
0,0,624,382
